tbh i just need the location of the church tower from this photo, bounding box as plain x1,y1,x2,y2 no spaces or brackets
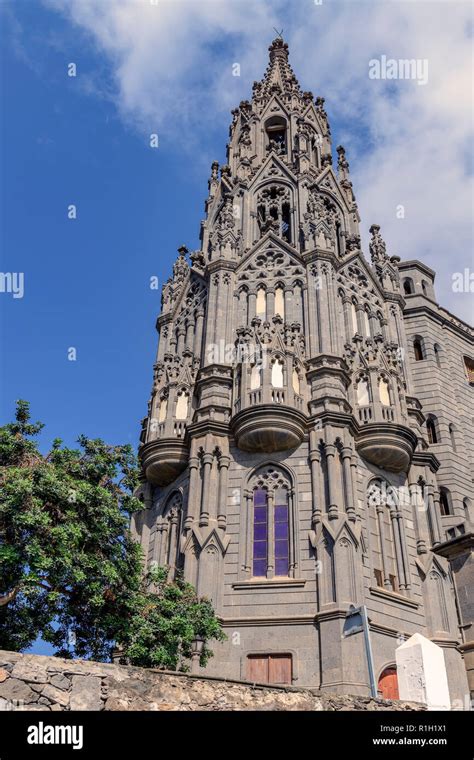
133,38,472,700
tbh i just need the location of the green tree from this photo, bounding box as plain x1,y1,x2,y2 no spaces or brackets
0,400,224,669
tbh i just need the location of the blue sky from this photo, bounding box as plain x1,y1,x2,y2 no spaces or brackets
0,1,211,452
0,0,472,655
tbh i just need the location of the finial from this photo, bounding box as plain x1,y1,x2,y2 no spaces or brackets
177,245,188,257
369,225,389,264
337,145,350,176
269,36,289,63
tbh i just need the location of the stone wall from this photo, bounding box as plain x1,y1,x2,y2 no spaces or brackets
0,650,425,711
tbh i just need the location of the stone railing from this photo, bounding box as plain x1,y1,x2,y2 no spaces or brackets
0,650,425,712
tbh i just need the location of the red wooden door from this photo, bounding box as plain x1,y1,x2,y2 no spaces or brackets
247,654,292,685
269,654,292,684
378,667,399,700
247,655,269,683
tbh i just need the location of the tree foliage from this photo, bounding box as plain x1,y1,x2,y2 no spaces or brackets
0,401,224,669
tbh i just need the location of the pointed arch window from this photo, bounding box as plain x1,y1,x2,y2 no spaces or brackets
367,479,405,593
448,423,457,451
439,487,452,516
434,343,442,368
357,376,370,406
274,285,285,318
413,337,425,361
378,377,391,406
253,489,268,577
265,116,287,155
463,497,472,521
463,356,474,385
252,487,290,577
250,363,262,390
246,466,295,580
158,395,168,423
403,278,414,295
256,287,266,319
271,358,284,388
351,302,358,336
292,368,300,395
256,185,291,242
175,390,189,420
363,309,371,337
426,415,439,444
159,492,184,579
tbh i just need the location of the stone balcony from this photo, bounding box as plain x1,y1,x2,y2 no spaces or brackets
355,402,417,472
139,418,189,486
231,387,306,452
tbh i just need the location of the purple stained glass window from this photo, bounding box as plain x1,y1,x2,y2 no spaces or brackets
274,489,289,576
253,489,268,577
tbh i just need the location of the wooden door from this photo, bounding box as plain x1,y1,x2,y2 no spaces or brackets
247,655,269,683
269,654,292,684
378,667,399,700
247,654,292,685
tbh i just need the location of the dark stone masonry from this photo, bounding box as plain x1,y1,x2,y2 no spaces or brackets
132,35,473,700
0,651,425,712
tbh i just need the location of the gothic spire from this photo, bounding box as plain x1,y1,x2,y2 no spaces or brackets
252,37,305,104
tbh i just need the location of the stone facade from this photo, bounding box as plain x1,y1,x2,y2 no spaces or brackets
132,38,473,703
0,651,424,712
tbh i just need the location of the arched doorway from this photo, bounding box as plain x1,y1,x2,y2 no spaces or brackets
378,667,399,700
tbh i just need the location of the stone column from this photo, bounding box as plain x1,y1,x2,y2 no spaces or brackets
325,264,338,353
239,288,248,326
350,452,361,522
199,452,213,527
301,284,309,339
222,272,232,351
202,273,219,365
157,318,172,361
369,311,379,337
217,455,230,530
185,454,200,529
315,267,330,353
284,286,293,324
432,488,443,545
341,446,356,522
397,508,412,590
266,288,275,320
409,480,427,555
185,317,195,351
309,429,322,527
376,504,391,589
158,519,169,566
208,454,219,522
342,297,352,343
267,489,275,578
177,326,186,355
426,483,441,546
390,507,406,590
248,290,256,320
194,307,205,361
213,273,223,346
167,511,180,577
355,304,365,337
244,490,253,575
325,433,339,521
305,272,319,356
169,326,177,355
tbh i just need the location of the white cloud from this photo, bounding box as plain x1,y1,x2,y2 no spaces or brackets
45,0,473,322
